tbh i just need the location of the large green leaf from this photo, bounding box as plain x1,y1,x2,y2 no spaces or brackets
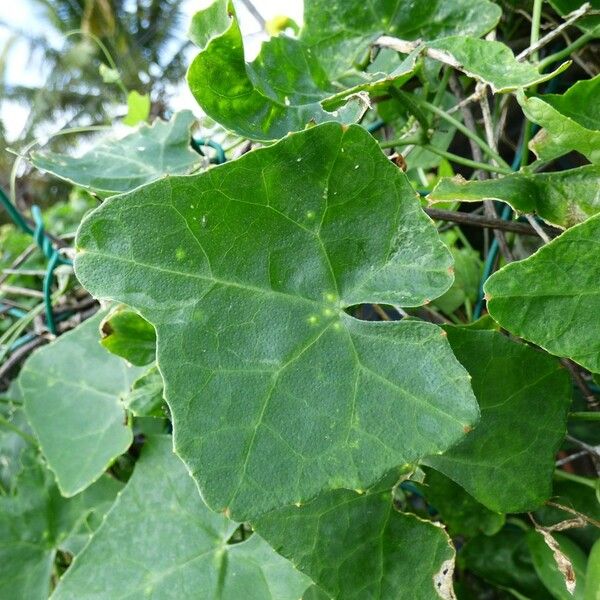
517,76,600,164
417,468,505,537
254,475,457,600
485,213,600,373
429,165,600,229
53,436,311,600
0,452,121,600
74,122,478,520
426,36,569,93
20,312,143,496
424,328,571,512
30,111,202,195
187,0,500,140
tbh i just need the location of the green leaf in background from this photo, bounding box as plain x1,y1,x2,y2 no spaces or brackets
187,0,500,140
460,527,549,599
485,213,600,373
29,110,202,195
123,364,165,418
53,436,311,600
75,122,478,520
100,306,156,366
0,406,33,493
585,538,600,600
123,90,151,127
429,165,600,229
254,474,457,600
517,76,600,164
417,468,505,537
19,312,143,496
527,531,588,600
0,450,121,600
427,36,569,93
432,231,482,316
424,328,571,513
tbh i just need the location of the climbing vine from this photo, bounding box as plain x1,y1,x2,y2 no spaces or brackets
1,1,599,598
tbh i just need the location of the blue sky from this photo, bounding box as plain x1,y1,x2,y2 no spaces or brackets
0,0,303,141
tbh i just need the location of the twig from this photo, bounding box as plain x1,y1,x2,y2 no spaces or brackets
555,450,587,466
0,244,37,286
373,304,391,321
0,285,44,298
516,2,592,61
560,358,599,409
566,434,600,474
525,214,551,243
476,83,514,262
547,501,600,529
376,36,463,69
0,336,46,381
424,208,559,237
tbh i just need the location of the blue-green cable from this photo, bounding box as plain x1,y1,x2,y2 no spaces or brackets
191,137,226,164
0,189,72,336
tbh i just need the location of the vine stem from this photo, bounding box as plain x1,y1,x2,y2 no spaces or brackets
420,146,512,175
379,137,512,174
65,29,128,97
569,411,600,421
529,0,544,63
538,23,600,70
410,96,510,169
554,469,597,489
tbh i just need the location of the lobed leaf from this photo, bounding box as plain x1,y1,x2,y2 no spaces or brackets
187,0,501,140
424,327,571,513
429,165,600,228
485,213,600,373
518,76,600,164
254,474,457,600
0,434,121,600
30,111,203,195
52,436,311,600
417,468,505,537
74,122,478,520
428,36,569,93
19,312,143,496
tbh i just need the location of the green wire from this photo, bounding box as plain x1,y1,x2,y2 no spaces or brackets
0,189,71,336
191,137,226,165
